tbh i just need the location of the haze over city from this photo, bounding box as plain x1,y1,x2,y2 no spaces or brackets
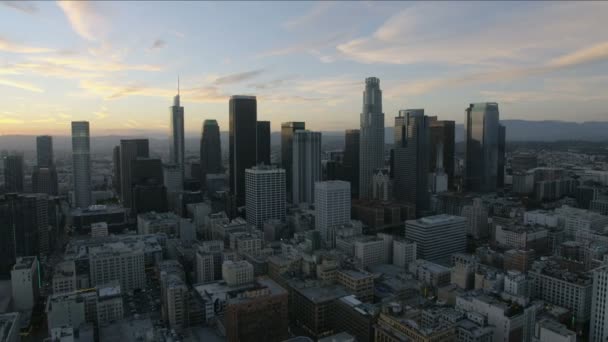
1,1,608,135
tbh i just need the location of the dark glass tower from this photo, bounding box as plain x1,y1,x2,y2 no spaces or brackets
33,135,58,195
3,155,24,193
200,119,222,189
393,109,430,212
113,145,121,195
464,102,504,192
229,95,257,206
281,121,305,200
132,158,167,215
119,139,149,209
429,118,455,189
359,77,384,199
257,121,271,165
36,135,53,168
170,90,185,177
343,129,360,198
71,121,92,208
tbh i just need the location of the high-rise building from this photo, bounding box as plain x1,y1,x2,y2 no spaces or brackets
292,130,321,205
393,109,430,212
112,146,121,195
71,121,92,208
131,158,167,215
428,142,448,194
429,118,455,188
229,95,257,206
36,135,53,167
591,266,608,341
200,119,222,187
461,198,489,239
315,181,351,247
464,102,505,192
119,139,149,209
245,165,286,229
11,256,39,311
170,90,185,177
343,129,360,198
405,215,467,263
3,155,24,193
359,77,384,199
281,121,305,199
256,121,271,165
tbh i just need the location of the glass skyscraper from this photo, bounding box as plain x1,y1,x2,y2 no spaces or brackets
358,77,384,199
229,95,257,206
170,92,185,177
256,121,271,166
200,119,222,188
71,121,92,208
464,102,505,192
281,121,305,200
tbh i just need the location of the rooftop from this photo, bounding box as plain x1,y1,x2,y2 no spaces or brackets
12,256,36,271
408,214,466,226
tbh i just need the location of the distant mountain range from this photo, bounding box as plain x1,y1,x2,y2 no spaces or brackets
1,120,607,154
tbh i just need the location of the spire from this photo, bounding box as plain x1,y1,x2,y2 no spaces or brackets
173,76,180,106
178,75,180,96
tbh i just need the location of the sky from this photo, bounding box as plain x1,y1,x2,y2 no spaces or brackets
1,1,608,136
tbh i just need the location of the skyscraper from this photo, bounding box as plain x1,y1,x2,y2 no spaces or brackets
464,102,504,192
245,165,286,229
343,129,360,198
170,88,185,177
71,121,92,208
200,119,222,188
36,135,54,168
405,215,466,263
315,181,351,247
256,121,271,165
428,118,455,188
132,158,167,215
229,95,257,206
292,130,321,205
281,121,305,199
393,109,430,212
359,77,384,199
119,139,150,209
112,146,121,195
3,155,24,193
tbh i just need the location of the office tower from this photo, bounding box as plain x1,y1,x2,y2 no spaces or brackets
292,130,322,205
281,122,305,199
32,167,58,195
393,238,417,268
11,256,40,311
36,135,53,167
0,194,48,274
393,109,430,212
359,77,384,199
200,119,222,187
112,146,121,195
229,95,257,206
464,102,505,192
405,215,466,263
89,242,146,291
343,129,360,198
429,118,455,188
498,124,506,188
119,139,149,209
591,266,608,341
461,198,489,239
256,121,271,165
428,143,448,194
315,181,351,247
3,155,24,192
245,165,286,229
170,89,185,177
131,158,167,215
71,121,92,208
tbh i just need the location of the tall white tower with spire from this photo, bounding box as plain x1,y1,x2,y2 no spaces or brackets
169,77,185,178
358,77,384,199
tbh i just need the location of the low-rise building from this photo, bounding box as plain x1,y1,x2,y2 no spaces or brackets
0,312,20,342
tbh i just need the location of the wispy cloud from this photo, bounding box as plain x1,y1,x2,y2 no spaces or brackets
0,116,24,124
283,2,334,29
56,1,107,41
28,56,162,72
94,106,109,119
548,41,608,68
214,69,264,85
248,75,297,90
149,39,166,51
1,1,38,14
0,78,43,92
79,80,228,102
0,37,52,54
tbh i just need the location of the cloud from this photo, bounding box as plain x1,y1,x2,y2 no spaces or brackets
283,2,334,29
0,116,24,124
79,80,228,102
0,78,43,92
56,1,107,41
149,39,166,51
0,37,52,54
214,69,264,85
548,41,608,68
27,56,162,72
1,1,38,14
248,75,297,90
256,32,349,59
94,106,109,119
